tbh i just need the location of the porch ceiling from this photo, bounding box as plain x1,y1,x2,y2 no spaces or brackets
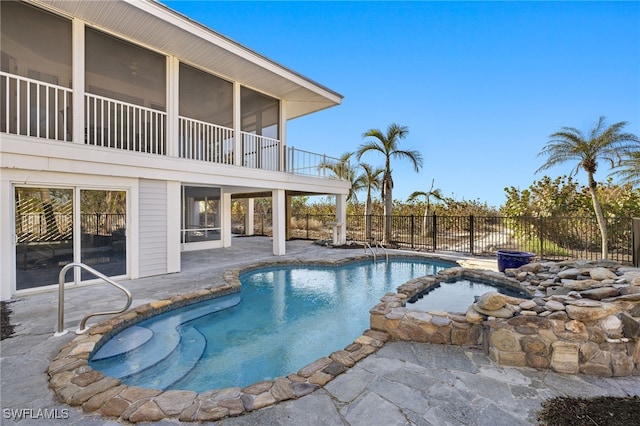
36,0,343,119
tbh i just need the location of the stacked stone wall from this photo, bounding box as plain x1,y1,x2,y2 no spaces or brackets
370,261,640,377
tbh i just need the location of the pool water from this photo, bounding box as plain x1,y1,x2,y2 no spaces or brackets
407,279,530,313
89,258,452,392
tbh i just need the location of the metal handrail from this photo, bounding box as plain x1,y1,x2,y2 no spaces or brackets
376,242,389,262
54,262,132,336
363,242,376,261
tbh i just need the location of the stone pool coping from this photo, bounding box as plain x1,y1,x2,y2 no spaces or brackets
48,254,444,423
48,255,640,423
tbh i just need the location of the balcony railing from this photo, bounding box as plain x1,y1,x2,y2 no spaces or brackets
2,72,346,180
1,71,72,141
85,93,166,155
178,116,234,164
241,132,282,171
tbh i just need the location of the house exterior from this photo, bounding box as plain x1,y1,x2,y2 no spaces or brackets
0,0,349,301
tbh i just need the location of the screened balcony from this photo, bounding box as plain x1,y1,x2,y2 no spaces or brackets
0,1,345,179
0,71,344,178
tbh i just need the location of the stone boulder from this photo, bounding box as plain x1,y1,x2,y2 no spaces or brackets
476,292,507,310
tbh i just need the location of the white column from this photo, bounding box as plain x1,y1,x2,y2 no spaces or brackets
335,193,347,245
0,178,14,300
222,192,232,247
166,56,180,157
166,181,181,273
71,18,85,144
272,189,286,255
245,198,254,236
233,82,242,166
279,100,286,172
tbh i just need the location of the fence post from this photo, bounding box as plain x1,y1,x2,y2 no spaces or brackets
538,216,544,257
633,218,640,268
432,213,437,251
469,215,474,254
410,215,415,248
306,214,309,239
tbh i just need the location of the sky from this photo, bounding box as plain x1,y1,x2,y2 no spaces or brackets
163,1,640,208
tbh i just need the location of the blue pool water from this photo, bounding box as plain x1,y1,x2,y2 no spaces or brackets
407,279,530,313
89,258,452,392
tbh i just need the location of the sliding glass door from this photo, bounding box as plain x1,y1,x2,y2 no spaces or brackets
14,186,127,290
15,187,73,290
80,190,127,280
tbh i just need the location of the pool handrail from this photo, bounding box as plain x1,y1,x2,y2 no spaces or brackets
363,242,376,261
376,242,389,262
55,262,132,336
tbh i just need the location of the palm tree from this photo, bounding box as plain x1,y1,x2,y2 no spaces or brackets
358,163,384,242
407,179,443,233
319,152,360,201
609,150,640,187
356,123,423,244
537,116,640,259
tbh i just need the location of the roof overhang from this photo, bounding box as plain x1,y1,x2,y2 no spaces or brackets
33,0,343,119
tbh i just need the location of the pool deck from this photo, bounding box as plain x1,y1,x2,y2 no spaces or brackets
1,236,638,425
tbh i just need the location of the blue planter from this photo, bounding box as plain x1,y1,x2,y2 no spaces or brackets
496,250,536,272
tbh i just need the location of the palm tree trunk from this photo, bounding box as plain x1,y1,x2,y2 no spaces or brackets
383,183,393,244
365,194,372,242
588,173,608,259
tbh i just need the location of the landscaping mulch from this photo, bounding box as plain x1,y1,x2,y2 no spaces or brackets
537,396,640,426
1,301,15,340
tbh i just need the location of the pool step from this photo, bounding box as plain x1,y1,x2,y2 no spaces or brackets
123,326,206,390
90,293,241,380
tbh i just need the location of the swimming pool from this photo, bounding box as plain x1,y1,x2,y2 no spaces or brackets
89,258,453,392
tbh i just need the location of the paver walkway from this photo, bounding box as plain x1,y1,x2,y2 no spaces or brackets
1,237,637,425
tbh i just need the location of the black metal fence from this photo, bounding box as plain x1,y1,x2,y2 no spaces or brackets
233,213,637,264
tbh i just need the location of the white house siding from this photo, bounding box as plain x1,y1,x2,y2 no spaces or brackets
138,179,168,277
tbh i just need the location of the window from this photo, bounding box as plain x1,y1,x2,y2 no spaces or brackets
0,1,71,86
179,63,233,127
85,27,166,110
181,186,221,243
241,87,279,139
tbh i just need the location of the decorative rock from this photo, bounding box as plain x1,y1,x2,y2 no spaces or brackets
476,292,507,310
561,279,601,291
127,400,165,423
472,303,514,318
544,301,565,311
565,320,586,334
297,358,332,378
600,315,623,334
271,377,295,401
580,287,620,300
620,312,640,338
565,299,603,307
465,306,484,323
490,329,520,352
589,267,617,280
330,350,355,367
557,268,581,279
154,390,197,416
519,300,537,310
550,341,579,374
547,311,568,321
566,303,619,322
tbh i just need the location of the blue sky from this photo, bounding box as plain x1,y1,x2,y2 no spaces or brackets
163,1,640,208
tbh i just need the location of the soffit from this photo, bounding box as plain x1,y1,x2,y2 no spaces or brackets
34,0,343,119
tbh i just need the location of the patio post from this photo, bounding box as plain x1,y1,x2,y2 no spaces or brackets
633,217,639,268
